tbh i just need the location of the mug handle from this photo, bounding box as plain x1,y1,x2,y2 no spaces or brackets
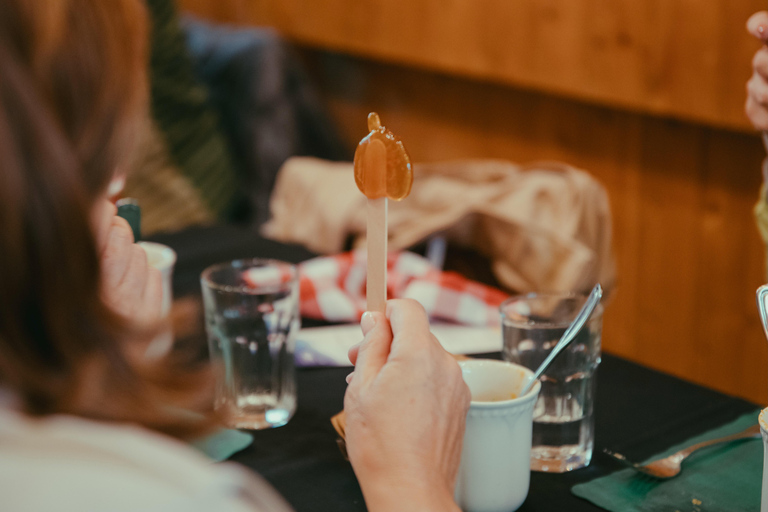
756,285,768,343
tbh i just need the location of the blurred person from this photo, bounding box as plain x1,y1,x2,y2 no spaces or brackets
747,12,768,131
0,1,469,511
122,0,349,235
746,11,768,257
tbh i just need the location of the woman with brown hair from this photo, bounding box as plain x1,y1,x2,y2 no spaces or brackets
0,1,469,511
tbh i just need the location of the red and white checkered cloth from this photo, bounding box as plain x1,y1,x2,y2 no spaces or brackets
292,250,508,326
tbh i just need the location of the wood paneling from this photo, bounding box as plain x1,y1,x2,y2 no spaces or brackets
297,52,767,404
177,0,768,404
177,0,248,22
180,0,765,132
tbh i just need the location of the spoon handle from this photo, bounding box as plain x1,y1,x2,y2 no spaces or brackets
520,284,603,396
676,424,761,460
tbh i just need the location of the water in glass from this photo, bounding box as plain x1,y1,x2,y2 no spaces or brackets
502,295,602,472
202,261,298,430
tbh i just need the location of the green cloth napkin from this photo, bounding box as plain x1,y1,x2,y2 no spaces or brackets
192,429,254,462
572,410,762,512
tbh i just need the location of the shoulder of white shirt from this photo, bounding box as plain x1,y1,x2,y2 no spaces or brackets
0,394,292,512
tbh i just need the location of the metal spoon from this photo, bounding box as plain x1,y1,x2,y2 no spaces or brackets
603,424,761,479
518,283,603,396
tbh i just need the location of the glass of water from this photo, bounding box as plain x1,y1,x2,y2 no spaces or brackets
201,259,299,430
500,292,603,472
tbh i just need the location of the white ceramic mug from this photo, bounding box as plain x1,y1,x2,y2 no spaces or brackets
137,241,176,315
137,241,176,359
455,359,541,512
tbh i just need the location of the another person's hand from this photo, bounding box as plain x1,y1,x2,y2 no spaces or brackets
746,11,768,131
93,199,162,326
344,299,470,512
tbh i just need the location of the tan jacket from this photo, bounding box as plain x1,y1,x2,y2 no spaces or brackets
263,157,616,295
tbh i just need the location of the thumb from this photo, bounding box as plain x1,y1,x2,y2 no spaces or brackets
747,11,768,42
348,311,381,365
353,311,392,385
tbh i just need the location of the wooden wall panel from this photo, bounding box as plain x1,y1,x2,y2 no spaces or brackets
180,0,765,131
633,121,701,377
176,0,248,22
177,1,768,404
694,130,768,398
300,51,768,405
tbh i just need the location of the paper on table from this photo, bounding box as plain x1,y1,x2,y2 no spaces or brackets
295,323,502,367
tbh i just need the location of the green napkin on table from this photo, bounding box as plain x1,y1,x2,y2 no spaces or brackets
572,410,762,512
192,429,254,462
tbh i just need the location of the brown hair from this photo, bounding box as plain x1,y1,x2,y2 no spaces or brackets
0,0,215,438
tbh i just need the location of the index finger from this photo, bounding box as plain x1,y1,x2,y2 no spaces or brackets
386,298,432,339
101,216,135,291
386,298,446,359
754,47,768,80
93,199,118,254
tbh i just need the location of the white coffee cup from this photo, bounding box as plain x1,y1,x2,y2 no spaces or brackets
137,241,176,359
137,241,176,315
455,359,541,512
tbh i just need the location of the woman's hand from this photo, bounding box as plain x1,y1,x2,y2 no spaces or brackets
93,199,162,326
344,299,470,512
746,11,768,131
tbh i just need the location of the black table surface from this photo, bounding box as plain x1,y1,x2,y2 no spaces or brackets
149,225,761,512
227,355,759,512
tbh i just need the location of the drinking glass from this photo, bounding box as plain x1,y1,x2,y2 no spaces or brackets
500,292,603,472
201,259,299,430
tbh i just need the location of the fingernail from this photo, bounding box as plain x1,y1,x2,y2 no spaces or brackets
760,25,768,40
361,311,377,334
346,372,354,384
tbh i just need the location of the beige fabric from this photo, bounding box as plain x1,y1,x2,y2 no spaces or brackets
0,397,292,512
124,119,215,236
263,157,616,295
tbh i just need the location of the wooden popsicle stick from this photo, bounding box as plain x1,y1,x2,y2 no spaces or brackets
366,197,387,313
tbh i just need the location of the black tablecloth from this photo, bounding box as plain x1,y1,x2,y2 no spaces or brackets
149,226,761,511
226,356,758,512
